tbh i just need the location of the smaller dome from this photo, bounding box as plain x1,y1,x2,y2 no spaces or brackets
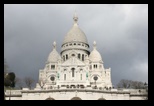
89,41,103,62
47,42,60,63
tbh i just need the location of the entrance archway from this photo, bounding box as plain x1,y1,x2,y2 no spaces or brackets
98,98,106,100
45,97,55,100
71,97,82,100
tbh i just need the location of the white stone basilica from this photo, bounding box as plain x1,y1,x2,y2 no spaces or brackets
5,13,147,100
38,13,112,90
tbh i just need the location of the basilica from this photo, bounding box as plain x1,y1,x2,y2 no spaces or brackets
38,13,112,90
5,13,147,100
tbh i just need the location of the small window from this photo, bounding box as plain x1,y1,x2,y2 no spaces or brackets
74,43,76,45
72,54,75,56
66,54,68,60
50,76,55,81
51,65,55,70
82,54,84,61
64,74,66,80
72,68,75,77
69,43,72,46
66,44,68,46
78,54,80,59
78,44,81,46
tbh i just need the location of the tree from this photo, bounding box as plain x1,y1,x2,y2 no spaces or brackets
38,78,46,89
131,81,145,89
24,77,35,89
4,72,16,88
4,72,16,100
15,77,23,89
117,79,145,89
117,79,131,88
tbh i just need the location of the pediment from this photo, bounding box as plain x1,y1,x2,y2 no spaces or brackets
62,57,85,66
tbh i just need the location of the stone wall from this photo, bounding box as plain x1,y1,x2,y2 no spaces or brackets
5,88,147,100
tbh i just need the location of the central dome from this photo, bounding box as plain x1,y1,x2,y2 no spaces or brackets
63,13,88,45
63,24,88,44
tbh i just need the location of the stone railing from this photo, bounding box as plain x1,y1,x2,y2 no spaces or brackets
5,90,22,96
61,45,89,52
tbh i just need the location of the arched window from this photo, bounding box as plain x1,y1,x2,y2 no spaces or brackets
71,97,82,100
64,74,66,80
66,54,68,60
96,65,97,68
72,54,75,57
45,97,55,100
78,54,80,59
72,68,75,77
82,54,84,61
51,65,55,70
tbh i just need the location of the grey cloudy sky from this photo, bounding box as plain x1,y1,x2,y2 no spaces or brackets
4,4,148,87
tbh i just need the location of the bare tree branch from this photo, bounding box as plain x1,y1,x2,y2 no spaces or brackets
117,79,145,89
24,77,35,89
15,77,23,89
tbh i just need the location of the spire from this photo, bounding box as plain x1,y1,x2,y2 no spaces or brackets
73,11,78,24
93,41,97,50
53,41,56,49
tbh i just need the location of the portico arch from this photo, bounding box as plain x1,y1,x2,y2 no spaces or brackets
71,97,82,100
98,97,106,100
45,97,55,100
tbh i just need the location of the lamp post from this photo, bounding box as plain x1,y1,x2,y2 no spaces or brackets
144,82,148,100
144,82,148,90
9,86,11,100
93,76,98,89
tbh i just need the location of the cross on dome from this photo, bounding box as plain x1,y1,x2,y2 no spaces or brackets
53,41,56,49
93,41,97,49
73,11,78,24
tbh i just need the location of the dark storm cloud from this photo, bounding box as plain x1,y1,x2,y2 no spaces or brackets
4,4,148,86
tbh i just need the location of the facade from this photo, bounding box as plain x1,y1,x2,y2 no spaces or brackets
38,13,112,90
5,13,147,100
